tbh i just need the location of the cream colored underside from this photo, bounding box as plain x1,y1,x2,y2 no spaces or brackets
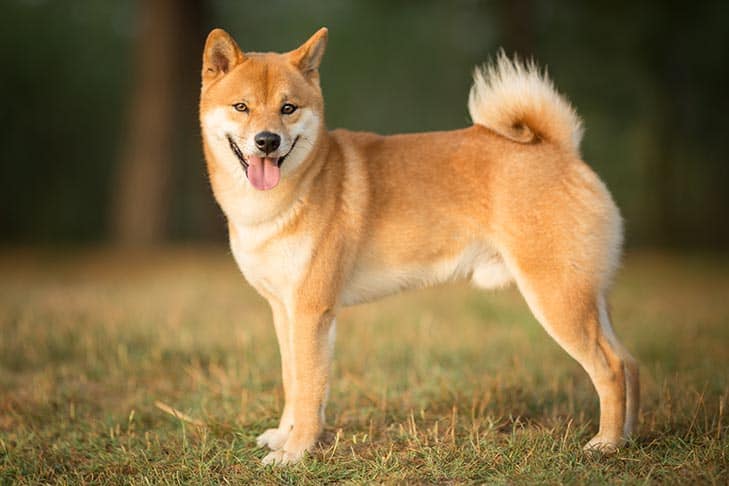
341,243,512,306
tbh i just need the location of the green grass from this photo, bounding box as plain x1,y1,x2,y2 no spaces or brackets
0,248,727,484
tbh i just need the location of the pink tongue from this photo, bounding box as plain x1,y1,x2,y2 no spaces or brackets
246,156,281,190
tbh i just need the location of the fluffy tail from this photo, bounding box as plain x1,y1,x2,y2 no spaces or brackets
468,51,583,154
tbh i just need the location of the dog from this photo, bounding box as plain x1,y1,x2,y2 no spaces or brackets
199,27,639,465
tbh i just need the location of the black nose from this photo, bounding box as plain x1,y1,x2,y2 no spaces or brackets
254,131,281,154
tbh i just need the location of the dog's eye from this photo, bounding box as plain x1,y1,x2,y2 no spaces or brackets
232,102,248,113
281,103,297,115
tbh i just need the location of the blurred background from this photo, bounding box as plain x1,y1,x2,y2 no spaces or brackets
2,4,728,481
1,0,728,249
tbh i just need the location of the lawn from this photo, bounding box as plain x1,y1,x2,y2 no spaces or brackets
1,248,727,484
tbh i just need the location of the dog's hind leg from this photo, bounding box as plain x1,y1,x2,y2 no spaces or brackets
506,257,639,451
595,294,640,442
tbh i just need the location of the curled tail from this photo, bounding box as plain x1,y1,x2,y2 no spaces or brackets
468,51,583,154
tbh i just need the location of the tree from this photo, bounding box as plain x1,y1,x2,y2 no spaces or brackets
111,0,206,245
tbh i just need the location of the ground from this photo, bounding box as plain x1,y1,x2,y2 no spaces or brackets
0,247,727,484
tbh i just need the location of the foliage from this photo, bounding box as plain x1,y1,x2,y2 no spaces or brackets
1,1,728,246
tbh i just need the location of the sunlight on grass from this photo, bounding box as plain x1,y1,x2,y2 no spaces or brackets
0,248,727,483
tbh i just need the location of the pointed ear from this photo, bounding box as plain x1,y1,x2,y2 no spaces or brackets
288,27,328,76
202,29,244,83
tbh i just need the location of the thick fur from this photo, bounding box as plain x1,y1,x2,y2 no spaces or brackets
468,51,583,154
199,28,639,465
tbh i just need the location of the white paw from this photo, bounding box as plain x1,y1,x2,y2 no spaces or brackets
256,427,291,450
583,434,621,454
261,448,306,466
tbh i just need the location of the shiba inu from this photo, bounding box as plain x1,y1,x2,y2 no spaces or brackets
199,27,639,465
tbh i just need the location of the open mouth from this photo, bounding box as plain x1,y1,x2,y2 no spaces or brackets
226,136,299,172
226,135,300,191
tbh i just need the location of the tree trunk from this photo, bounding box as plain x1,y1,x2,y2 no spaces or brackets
111,0,203,245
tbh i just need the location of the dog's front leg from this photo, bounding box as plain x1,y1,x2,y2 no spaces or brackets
256,300,294,451
262,309,335,465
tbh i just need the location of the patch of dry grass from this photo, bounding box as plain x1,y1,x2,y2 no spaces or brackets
0,247,727,483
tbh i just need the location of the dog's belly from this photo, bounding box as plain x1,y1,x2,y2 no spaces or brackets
339,243,513,306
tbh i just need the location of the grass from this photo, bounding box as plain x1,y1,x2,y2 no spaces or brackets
0,247,727,484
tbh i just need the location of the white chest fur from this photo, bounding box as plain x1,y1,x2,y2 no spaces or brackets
229,219,314,303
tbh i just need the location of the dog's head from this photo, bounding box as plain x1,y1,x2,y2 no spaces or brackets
200,28,327,191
